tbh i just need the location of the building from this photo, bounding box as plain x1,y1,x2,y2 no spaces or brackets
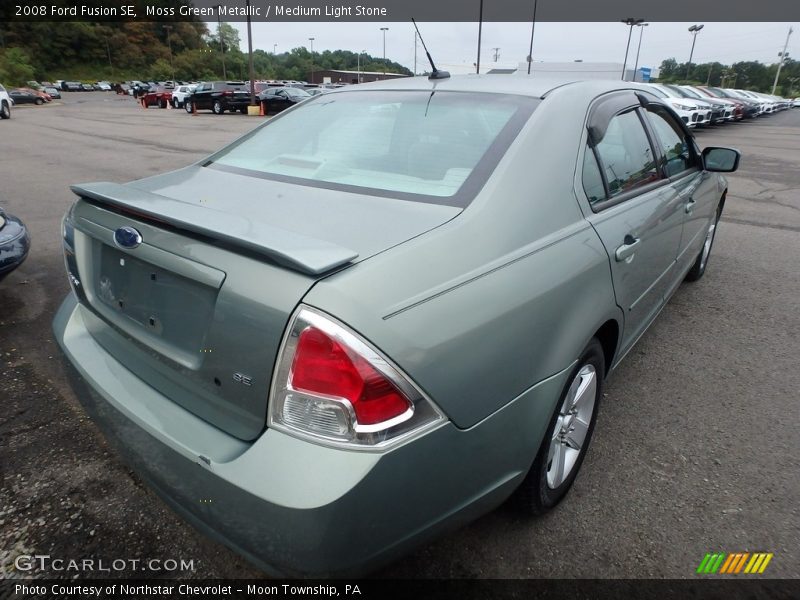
511,62,657,82
308,69,410,85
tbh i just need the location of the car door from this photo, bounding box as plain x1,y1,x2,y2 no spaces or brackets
196,83,212,109
579,93,685,355
640,104,720,280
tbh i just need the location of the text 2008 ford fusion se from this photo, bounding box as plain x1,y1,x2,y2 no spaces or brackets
53,74,740,576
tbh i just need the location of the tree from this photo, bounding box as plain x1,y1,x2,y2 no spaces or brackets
207,23,240,53
0,48,36,86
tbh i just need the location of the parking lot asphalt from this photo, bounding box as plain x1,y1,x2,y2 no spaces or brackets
1,92,798,579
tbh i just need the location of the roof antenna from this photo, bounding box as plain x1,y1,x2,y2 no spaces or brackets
412,19,450,80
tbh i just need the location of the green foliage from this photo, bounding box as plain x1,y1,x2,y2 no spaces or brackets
0,48,36,86
0,20,411,85
657,57,800,95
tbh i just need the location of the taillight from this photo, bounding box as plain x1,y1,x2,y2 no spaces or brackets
269,306,446,449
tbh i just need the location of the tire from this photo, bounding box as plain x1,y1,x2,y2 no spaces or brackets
184,101,193,114
172,98,179,109
514,338,605,515
35,98,44,105
212,99,224,115
240,107,248,114
0,101,10,119
685,203,722,282
159,98,167,109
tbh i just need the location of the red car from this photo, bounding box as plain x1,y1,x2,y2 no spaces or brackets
141,87,173,109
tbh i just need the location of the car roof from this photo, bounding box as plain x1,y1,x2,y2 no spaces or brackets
336,74,638,99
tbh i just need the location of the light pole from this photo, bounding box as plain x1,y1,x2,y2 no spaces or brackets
380,27,388,76
476,0,483,74
772,26,793,95
246,0,255,106
308,37,315,83
214,5,227,79
273,43,277,54
163,25,174,82
686,24,704,81
632,22,648,82
620,18,644,80
357,49,365,83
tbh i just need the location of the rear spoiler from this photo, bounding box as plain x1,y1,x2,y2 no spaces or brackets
70,182,358,276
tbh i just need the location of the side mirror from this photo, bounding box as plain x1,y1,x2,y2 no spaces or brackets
703,147,741,173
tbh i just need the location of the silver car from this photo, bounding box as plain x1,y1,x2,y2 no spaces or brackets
54,75,740,576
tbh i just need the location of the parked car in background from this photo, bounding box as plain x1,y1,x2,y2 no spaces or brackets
96,81,112,91
184,81,251,114
258,86,312,114
668,85,729,123
114,83,132,95
80,83,94,92
142,87,173,109
0,207,31,281
20,87,52,102
689,86,744,120
0,83,11,119
646,83,712,127
640,84,700,127
699,87,759,118
793,97,800,108
9,89,45,105
170,84,197,108
44,86,62,99
61,81,82,92
55,76,740,577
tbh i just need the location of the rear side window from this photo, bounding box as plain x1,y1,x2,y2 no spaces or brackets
644,107,699,177
593,109,659,198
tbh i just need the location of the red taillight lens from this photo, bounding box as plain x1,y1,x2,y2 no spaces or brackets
269,307,445,448
292,327,412,425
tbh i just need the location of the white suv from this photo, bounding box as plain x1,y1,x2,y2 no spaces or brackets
0,83,11,119
170,84,197,108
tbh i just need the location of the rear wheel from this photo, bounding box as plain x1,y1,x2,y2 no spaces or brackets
172,98,179,109
35,98,44,105
212,99,224,115
184,100,193,114
515,338,604,515
159,98,167,109
685,203,722,282
0,101,10,119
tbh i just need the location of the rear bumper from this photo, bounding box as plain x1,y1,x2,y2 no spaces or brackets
0,215,31,280
53,294,567,576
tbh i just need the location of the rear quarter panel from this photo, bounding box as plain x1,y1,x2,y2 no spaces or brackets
304,89,621,428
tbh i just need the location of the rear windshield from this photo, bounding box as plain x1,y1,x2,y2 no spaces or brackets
208,90,537,207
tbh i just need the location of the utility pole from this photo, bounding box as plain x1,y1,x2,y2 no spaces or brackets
163,25,174,82
214,6,227,79
105,37,114,78
380,27,388,76
492,47,500,62
246,0,255,106
772,26,793,95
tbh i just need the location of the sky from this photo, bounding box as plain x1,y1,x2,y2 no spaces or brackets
229,21,797,75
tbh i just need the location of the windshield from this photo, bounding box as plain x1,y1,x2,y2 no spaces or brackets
285,88,310,99
209,90,537,206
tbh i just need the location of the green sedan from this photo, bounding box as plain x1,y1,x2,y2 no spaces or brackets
53,75,740,576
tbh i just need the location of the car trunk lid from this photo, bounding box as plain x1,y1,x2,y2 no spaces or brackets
68,169,459,440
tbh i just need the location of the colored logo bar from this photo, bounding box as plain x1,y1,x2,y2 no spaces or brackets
696,552,773,574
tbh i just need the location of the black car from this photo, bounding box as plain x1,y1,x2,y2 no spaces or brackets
257,86,312,114
61,81,82,92
185,81,251,115
0,207,31,282
9,90,44,105
81,83,94,92
44,86,62,99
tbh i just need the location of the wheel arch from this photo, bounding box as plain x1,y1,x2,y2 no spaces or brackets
593,318,620,377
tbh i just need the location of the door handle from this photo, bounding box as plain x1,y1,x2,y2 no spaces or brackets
685,198,697,214
615,235,640,263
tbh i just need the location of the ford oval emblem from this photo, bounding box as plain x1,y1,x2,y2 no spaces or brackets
114,226,142,249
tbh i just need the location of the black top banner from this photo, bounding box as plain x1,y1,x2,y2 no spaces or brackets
2,0,799,22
